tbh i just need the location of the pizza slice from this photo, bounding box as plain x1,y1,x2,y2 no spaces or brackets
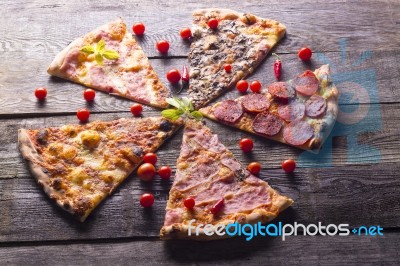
18,117,182,221
160,119,293,240
188,8,286,108
200,65,339,151
48,18,170,108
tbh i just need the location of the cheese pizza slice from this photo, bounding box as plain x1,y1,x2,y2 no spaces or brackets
188,8,286,108
160,119,293,240
48,18,170,108
200,65,339,151
18,117,182,221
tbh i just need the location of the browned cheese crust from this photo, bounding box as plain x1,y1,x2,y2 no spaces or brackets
188,8,286,109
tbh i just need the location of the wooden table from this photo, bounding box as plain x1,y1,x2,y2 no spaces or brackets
1,0,400,264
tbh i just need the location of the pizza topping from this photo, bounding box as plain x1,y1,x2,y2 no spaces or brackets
156,40,170,54
272,53,282,81
137,163,156,182
80,39,119,65
159,120,173,132
239,138,254,153
180,28,192,39
183,197,195,210
283,120,314,146
250,80,262,93
282,159,296,173
242,93,270,113
36,129,49,144
236,80,248,93
247,162,261,175
223,185,271,214
214,100,243,124
293,70,319,96
207,18,219,29
140,193,154,208
166,69,181,83
143,153,157,165
277,101,305,122
132,22,145,35
83,89,96,102
305,95,327,117
80,130,101,149
158,166,172,180
268,82,295,102
210,198,224,214
181,66,189,83
252,112,283,136
224,64,232,72
130,104,143,117
34,87,47,100
298,47,312,61
76,108,90,123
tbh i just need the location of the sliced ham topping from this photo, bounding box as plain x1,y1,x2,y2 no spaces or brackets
213,100,243,124
278,101,305,122
241,93,270,113
121,72,150,104
305,95,327,118
267,82,295,102
174,161,219,191
195,180,240,205
60,49,80,77
164,209,183,226
89,66,114,92
283,120,314,146
293,70,319,96
223,184,271,214
252,112,283,136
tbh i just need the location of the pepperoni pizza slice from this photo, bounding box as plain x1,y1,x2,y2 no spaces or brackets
160,119,293,240
48,18,170,108
200,65,339,151
188,8,286,109
18,117,182,221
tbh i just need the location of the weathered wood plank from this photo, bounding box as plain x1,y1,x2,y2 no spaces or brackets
0,49,399,117
0,232,399,265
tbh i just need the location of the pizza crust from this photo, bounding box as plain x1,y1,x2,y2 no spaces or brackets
18,129,90,221
160,187,293,240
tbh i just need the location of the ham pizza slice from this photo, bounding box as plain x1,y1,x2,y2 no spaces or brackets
160,119,293,240
48,18,170,108
200,65,339,151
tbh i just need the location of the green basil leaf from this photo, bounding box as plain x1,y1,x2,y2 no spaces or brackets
161,109,183,121
166,98,182,109
80,45,94,54
96,39,106,53
190,111,203,120
95,53,104,65
103,50,120,60
181,97,194,111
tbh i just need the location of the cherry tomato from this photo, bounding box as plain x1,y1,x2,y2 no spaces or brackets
76,108,90,122
184,197,195,210
140,193,154,208
130,103,143,117
282,159,296,173
143,153,157,165
34,87,47,100
298,47,312,61
236,80,248,93
158,166,172,180
224,64,232,72
239,138,254,153
156,40,170,54
208,18,219,29
83,89,96,101
248,162,261,175
250,80,262,93
132,22,145,35
210,198,224,214
166,69,181,83
180,28,192,39
137,163,156,182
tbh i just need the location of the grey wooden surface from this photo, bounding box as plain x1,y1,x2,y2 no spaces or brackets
0,0,400,265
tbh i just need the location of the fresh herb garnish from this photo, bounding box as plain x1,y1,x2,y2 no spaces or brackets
80,39,119,65
161,97,202,121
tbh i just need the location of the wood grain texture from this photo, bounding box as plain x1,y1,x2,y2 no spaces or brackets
0,232,399,265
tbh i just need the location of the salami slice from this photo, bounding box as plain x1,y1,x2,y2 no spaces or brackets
267,82,295,102
283,120,314,146
293,70,319,96
252,112,283,136
305,95,327,118
213,100,243,124
241,93,270,113
278,101,305,122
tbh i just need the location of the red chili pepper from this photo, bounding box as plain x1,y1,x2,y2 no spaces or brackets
182,66,189,83
210,198,224,214
272,53,282,81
